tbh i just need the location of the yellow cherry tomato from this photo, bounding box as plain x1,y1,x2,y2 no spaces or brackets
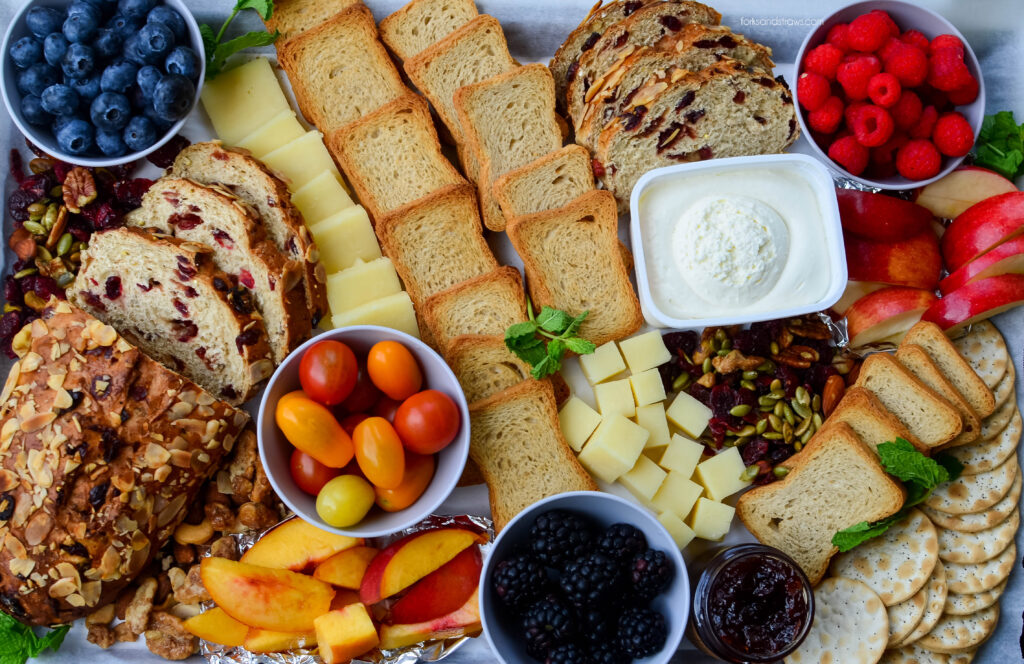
366,341,423,401
275,390,353,468
316,475,375,527
374,452,435,512
352,417,406,489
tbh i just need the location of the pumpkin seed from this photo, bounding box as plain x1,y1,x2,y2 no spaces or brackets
742,370,759,381
715,328,727,342
23,292,46,311
702,357,713,374
759,404,774,413
716,349,730,357
740,379,756,391
758,361,775,373
794,417,812,437
768,414,783,432
755,419,768,434
770,341,780,355
23,221,45,235
741,466,760,482
721,339,732,351
770,378,782,392
56,233,73,257
771,388,786,399
69,252,81,264
730,404,752,417
774,401,786,418
13,268,37,280
49,185,63,198
723,437,739,447
763,432,783,440
792,400,812,420
26,202,46,216
42,204,58,230
812,394,821,412
28,158,51,174
773,466,790,478
793,441,803,452
813,413,823,430
800,427,814,444
56,272,74,288
795,386,810,406
783,421,794,443
783,405,796,426
672,372,691,391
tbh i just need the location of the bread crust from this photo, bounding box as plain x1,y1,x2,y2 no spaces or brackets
492,145,594,222
829,386,927,453
264,0,362,44
379,0,479,61
422,266,527,354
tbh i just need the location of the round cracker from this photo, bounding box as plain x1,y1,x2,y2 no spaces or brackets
830,508,938,605
952,321,1008,390
944,541,1016,594
979,395,1016,439
946,410,1021,476
923,455,1017,515
990,359,1016,410
887,584,927,646
785,577,888,664
944,579,1007,616
880,643,975,663
922,467,1021,533
898,561,947,648
915,605,999,654
937,507,1019,564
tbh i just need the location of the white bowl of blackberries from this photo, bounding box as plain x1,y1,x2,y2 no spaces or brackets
480,492,688,664
1,0,204,165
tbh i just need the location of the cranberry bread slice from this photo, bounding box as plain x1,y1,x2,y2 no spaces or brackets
127,177,310,364
592,59,799,210
379,0,479,61
171,142,329,327
70,228,274,404
0,299,249,625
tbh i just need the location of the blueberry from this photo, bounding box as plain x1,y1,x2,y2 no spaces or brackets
96,128,127,156
19,95,51,126
25,7,64,39
69,74,101,100
136,22,173,61
143,102,174,129
123,114,157,151
16,63,58,97
63,13,99,44
10,36,42,69
43,33,68,67
61,43,95,79
90,91,131,130
151,72,193,122
55,118,95,155
135,64,162,97
146,6,185,41
164,45,199,79
105,13,141,41
93,28,120,59
100,58,138,93
117,0,156,18
123,35,155,65
40,83,79,115
67,2,101,22
52,113,80,133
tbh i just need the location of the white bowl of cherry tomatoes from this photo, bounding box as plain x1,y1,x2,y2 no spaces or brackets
257,326,470,537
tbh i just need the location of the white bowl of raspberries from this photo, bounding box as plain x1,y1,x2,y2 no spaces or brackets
794,0,984,189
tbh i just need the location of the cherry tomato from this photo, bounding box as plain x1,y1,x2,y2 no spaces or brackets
316,475,375,527
299,340,358,406
372,396,401,422
366,341,423,401
290,449,339,495
352,417,406,489
342,358,383,413
275,391,354,468
340,412,371,436
394,390,461,455
375,453,435,512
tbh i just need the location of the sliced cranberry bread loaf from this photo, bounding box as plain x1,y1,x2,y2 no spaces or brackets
0,299,249,625
127,177,310,364
171,142,329,327
70,228,275,404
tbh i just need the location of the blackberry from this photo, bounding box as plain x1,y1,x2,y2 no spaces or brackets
627,549,675,602
578,606,617,643
589,642,630,664
617,606,667,658
595,523,648,562
545,643,593,664
529,509,596,567
559,552,622,607
492,552,549,611
521,595,576,659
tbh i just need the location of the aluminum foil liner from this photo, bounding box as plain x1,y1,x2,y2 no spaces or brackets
199,514,494,664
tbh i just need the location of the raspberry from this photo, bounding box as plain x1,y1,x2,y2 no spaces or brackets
826,23,852,52
871,131,909,168
837,56,880,100
896,139,942,180
929,47,973,91
931,34,964,55
845,100,869,128
870,10,900,38
848,12,890,52
947,76,979,105
910,105,939,138
932,112,974,157
804,43,843,80
852,104,895,147
901,30,931,52
868,73,901,107
808,95,844,134
797,72,831,111
891,90,923,130
878,37,903,62
828,135,870,175
884,42,928,87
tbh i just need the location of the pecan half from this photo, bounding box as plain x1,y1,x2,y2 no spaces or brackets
789,318,832,340
63,167,97,214
773,345,819,369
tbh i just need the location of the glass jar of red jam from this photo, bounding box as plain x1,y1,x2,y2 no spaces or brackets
688,544,814,663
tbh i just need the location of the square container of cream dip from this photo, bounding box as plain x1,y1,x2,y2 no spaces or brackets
629,154,847,329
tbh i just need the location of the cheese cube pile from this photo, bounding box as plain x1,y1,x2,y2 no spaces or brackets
558,330,750,551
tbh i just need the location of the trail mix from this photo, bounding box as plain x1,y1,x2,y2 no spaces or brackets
659,316,861,484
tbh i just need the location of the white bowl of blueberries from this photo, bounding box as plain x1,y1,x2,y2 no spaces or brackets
1,0,204,166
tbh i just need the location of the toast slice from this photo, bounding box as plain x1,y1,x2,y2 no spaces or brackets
446,334,530,403
469,379,597,530
492,145,594,220
903,321,996,418
376,183,497,305
264,0,362,43
507,189,642,347
736,421,906,584
828,387,925,453
854,353,963,448
896,344,981,448
454,64,563,231
380,0,479,61
422,266,528,353
328,94,466,222
278,4,408,134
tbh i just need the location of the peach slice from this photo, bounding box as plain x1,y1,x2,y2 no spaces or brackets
314,603,380,664
240,518,362,572
183,608,249,647
200,557,335,632
916,166,1018,220
314,546,380,589
243,627,317,653
330,589,362,610
940,235,1024,295
359,528,484,605
845,287,939,348
390,546,482,624
378,589,481,650
942,191,1024,271
844,229,942,290
922,274,1024,336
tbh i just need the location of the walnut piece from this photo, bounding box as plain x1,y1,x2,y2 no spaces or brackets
173,565,210,605
125,577,157,635
62,167,97,214
145,612,198,661
87,624,116,649
238,502,277,531
209,535,238,561
114,622,138,642
711,350,765,374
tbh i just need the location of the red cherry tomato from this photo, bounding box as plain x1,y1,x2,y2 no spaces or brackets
299,340,358,406
289,449,340,495
340,412,370,436
372,396,401,422
342,358,383,413
366,341,423,401
394,390,461,454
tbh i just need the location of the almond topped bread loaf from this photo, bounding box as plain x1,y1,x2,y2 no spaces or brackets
70,228,275,404
0,300,249,625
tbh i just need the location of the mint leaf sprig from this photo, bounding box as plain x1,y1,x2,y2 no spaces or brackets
505,300,596,380
832,439,963,552
0,612,70,664
974,110,1024,180
200,0,279,80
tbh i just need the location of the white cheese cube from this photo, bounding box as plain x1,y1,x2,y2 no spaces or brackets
262,131,341,190
635,403,671,451
326,258,402,315
235,110,306,159
330,292,419,338
688,498,735,541
558,397,602,452
650,471,703,521
657,434,704,478
309,206,382,273
199,58,291,144
577,415,648,483
593,379,635,418
694,447,752,502
618,331,672,373
291,171,353,224
658,511,696,551
618,455,667,503
629,368,667,407
665,391,712,438
580,341,626,384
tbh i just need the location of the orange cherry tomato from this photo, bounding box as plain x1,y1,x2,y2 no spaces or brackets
374,452,435,512
372,396,401,422
393,390,461,455
342,357,382,413
340,412,370,436
299,340,358,406
290,449,340,495
275,390,354,468
366,341,423,401
352,417,406,489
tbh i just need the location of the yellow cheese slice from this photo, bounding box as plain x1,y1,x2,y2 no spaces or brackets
618,455,667,503
694,447,751,501
235,110,306,159
292,171,354,224
635,402,671,451
326,258,402,316
658,511,696,550
688,498,735,541
200,58,291,145
579,340,626,384
262,131,341,191
577,414,648,483
330,292,419,339
309,206,381,273
594,378,635,419
558,397,602,452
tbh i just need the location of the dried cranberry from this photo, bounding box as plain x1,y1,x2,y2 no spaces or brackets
6,189,36,223
21,275,63,301
806,364,839,394
173,319,198,342
0,311,25,340
620,105,648,131
212,277,229,292
698,146,714,160
733,326,772,356
592,159,606,178
662,330,699,358
146,135,190,169
235,328,260,352
183,286,198,298
688,382,712,408
238,270,255,289
173,299,188,316
733,91,746,104
221,386,238,400
169,213,202,230
212,229,234,249
709,384,737,419
658,362,682,394
176,257,197,280
67,217,92,242
674,91,696,112
774,365,799,398
104,276,122,300
81,291,106,312
18,172,55,199
8,149,25,184
742,437,771,465
51,161,73,183
622,0,642,15
766,444,791,466
112,178,153,209
129,384,148,401
660,15,683,31
81,200,122,229
685,109,706,124
4,277,22,306
229,288,255,315
566,61,580,83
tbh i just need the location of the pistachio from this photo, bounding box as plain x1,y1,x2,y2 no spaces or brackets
56,273,74,288
740,466,760,482
773,466,790,478
742,370,759,381
23,292,46,312
730,404,752,417
28,158,52,174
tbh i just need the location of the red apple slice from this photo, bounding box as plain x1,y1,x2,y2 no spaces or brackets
837,188,933,241
940,235,1024,295
389,546,482,624
942,191,1024,272
845,229,942,290
831,281,889,317
922,274,1024,337
845,287,939,348
915,166,1018,220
